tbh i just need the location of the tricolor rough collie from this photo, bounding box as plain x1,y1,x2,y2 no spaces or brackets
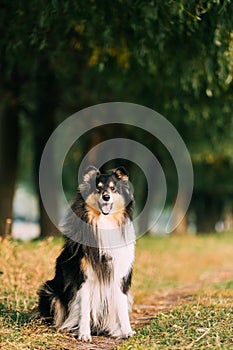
38,166,135,341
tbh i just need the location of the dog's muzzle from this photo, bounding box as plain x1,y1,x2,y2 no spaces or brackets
99,192,113,215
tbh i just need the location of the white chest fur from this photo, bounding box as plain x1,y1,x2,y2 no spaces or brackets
96,214,136,250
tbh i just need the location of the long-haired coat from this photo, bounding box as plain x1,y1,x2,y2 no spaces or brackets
38,166,135,341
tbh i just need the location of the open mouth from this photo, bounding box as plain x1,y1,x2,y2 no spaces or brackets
99,202,113,215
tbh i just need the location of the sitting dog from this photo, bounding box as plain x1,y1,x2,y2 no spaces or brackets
38,166,135,341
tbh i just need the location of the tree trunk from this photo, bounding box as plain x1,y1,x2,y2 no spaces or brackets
194,193,223,233
33,56,60,238
0,94,19,236
224,206,233,231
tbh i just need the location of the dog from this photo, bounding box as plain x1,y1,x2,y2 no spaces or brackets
38,166,135,342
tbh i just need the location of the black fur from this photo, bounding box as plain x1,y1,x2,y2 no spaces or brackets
38,240,85,321
121,268,133,295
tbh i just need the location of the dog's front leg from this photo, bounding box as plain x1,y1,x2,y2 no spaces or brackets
78,283,92,342
114,291,135,339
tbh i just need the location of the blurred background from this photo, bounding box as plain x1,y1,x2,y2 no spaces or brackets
0,1,232,240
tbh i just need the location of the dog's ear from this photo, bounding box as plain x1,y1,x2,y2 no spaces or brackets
79,166,99,197
83,166,100,182
113,167,129,181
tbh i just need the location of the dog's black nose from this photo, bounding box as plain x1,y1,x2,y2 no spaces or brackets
102,193,110,202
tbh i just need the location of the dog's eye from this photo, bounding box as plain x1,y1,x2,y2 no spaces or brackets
110,186,116,192
96,187,102,193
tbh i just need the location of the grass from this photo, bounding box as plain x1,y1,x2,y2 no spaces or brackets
118,295,233,349
0,233,233,349
133,233,233,302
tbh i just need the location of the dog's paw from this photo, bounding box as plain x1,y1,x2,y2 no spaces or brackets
78,334,92,342
121,330,136,339
112,329,136,339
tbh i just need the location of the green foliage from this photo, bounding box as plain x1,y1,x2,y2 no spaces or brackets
2,1,232,131
1,0,233,231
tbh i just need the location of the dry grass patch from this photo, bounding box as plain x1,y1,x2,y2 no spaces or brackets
133,234,233,303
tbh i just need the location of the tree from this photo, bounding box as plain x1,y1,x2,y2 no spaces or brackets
0,74,20,235
0,0,232,236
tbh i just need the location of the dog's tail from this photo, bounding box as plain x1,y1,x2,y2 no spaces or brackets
38,280,66,328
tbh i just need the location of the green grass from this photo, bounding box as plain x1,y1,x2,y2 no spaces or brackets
0,233,233,349
118,296,233,349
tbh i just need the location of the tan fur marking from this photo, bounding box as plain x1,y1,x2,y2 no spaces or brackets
51,298,66,328
115,169,128,181
81,257,89,274
86,193,101,217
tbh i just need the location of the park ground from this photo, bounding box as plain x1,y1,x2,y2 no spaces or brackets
0,232,233,349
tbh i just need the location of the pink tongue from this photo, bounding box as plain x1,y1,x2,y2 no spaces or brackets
101,203,112,215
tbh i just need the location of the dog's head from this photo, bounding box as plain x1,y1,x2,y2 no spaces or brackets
79,166,134,216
